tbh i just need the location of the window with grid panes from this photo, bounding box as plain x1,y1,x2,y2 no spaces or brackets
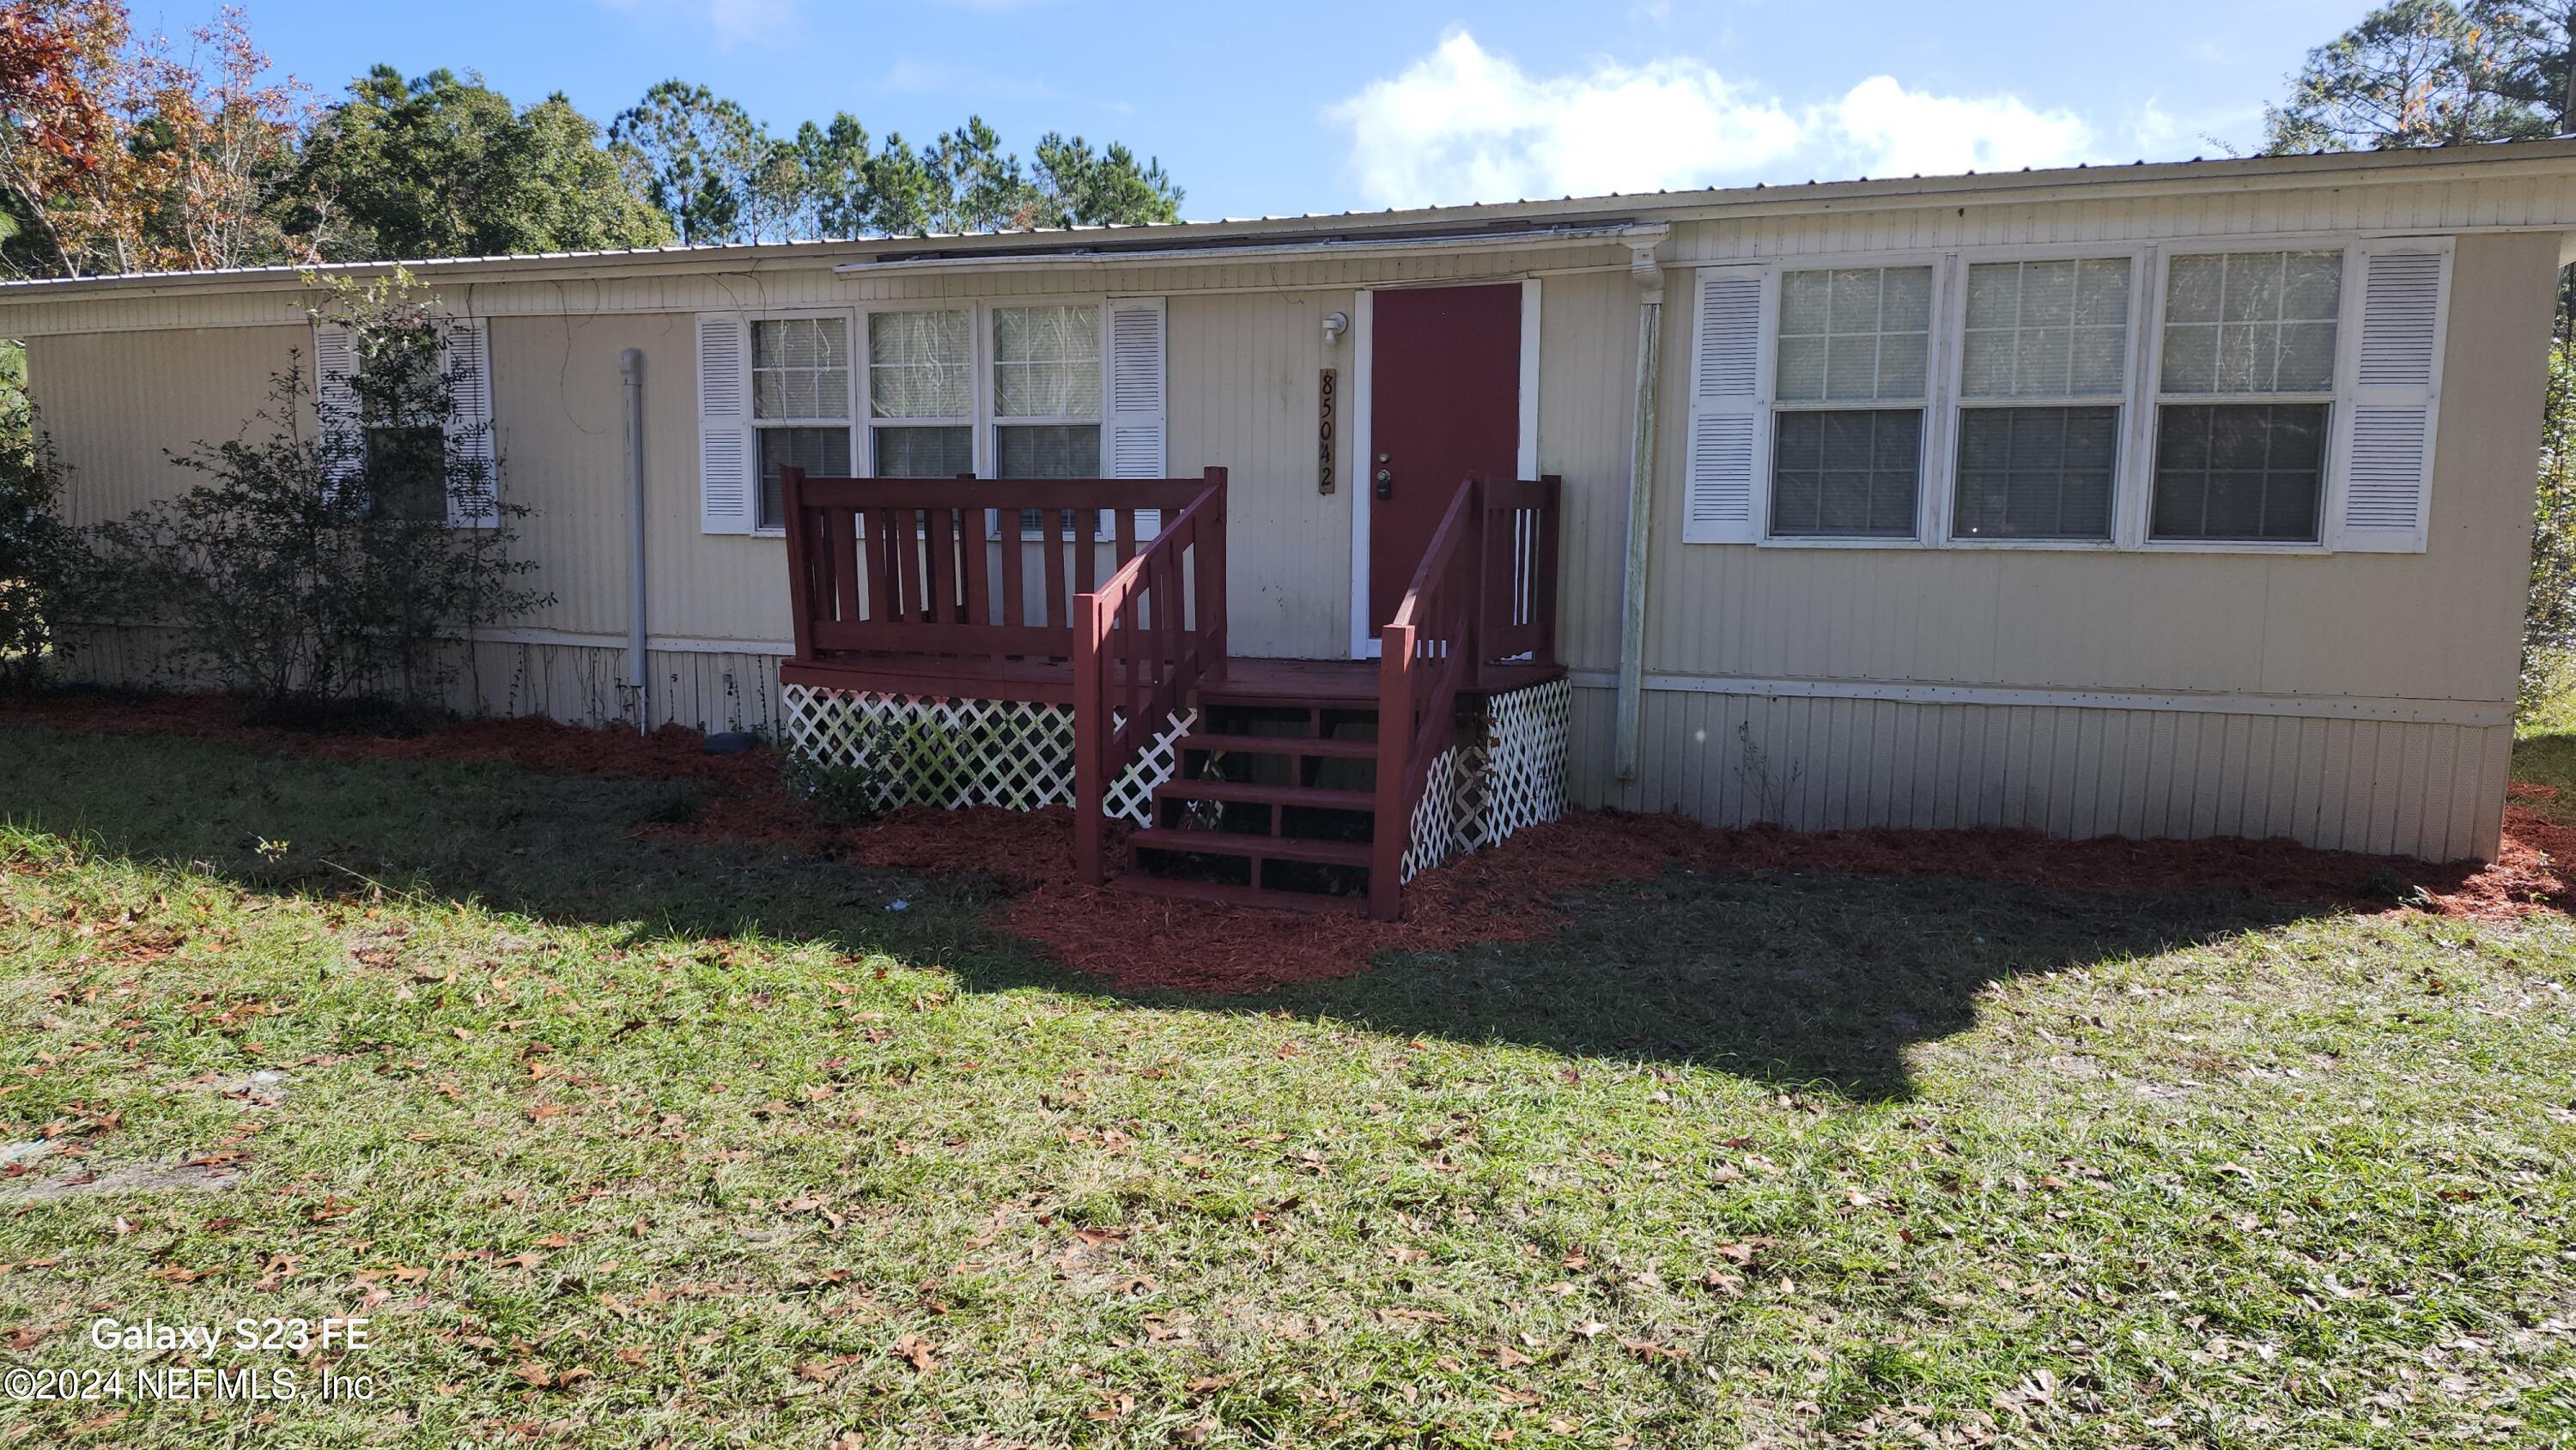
750,316,853,530
1769,265,1932,538
1951,258,2130,541
867,309,973,479
2148,250,2341,543
993,303,1102,533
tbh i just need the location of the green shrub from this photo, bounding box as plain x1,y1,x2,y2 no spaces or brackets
70,271,550,714
782,747,893,828
0,343,73,695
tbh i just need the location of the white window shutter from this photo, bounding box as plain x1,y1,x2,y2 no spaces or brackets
697,312,753,534
442,318,497,527
2330,240,2450,553
1107,297,1167,538
1681,267,1766,544
312,320,361,494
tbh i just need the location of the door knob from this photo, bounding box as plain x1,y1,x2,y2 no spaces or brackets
1374,469,1393,500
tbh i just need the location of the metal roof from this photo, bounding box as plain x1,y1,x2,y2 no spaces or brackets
4,136,2573,300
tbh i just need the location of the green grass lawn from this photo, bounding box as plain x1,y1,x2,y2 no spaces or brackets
2,720,2573,1447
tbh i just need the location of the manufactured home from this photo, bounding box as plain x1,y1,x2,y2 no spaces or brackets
9,141,2573,918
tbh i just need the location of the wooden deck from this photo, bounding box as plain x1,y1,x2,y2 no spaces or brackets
774,467,1564,919
780,652,1564,711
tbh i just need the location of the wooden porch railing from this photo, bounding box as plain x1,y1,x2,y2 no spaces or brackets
779,468,1218,686
1477,475,1562,668
1369,475,1562,920
1074,470,1228,883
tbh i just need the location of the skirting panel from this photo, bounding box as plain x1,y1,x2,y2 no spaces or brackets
780,683,1194,823
52,628,785,738
1405,676,1577,883
1564,683,2512,863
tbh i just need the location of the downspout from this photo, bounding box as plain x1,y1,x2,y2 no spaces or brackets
1614,237,1666,781
622,348,648,735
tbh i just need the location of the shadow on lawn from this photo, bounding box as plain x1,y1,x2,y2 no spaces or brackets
0,723,2319,1100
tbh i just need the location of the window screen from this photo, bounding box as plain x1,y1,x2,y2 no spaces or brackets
2150,250,2341,543
756,425,851,532
1953,408,2117,540
1952,258,2129,541
365,424,447,524
1771,266,1931,538
1770,410,1923,537
2150,403,2326,543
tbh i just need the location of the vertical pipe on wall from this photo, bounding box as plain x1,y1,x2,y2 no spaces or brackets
621,348,648,734
1615,239,1667,780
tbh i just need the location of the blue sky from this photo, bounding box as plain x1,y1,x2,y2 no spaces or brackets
153,0,2367,220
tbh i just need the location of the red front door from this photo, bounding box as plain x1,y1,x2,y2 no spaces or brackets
1367,283,1522,637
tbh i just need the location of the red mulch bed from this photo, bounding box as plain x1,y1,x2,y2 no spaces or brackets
9,692,2571,992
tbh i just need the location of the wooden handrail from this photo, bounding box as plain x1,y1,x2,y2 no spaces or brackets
1370,477,1482,920
1366,473,1564,919
780,468,1203,670
1073,467,1229,884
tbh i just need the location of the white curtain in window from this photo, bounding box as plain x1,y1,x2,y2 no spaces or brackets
2160,251,2341,395
868,310,970,419
993,304,1103,418
1776,265,1932,403
1961,258,2129,398
752,317,851,421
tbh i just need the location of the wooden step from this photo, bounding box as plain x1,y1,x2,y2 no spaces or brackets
1128,828,1371,868
1194,658,1383,710
1115,874,1368,916
1152,779,1376,812
1179,731,1376,761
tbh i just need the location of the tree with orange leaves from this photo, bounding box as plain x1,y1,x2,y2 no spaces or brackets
0,1,310,278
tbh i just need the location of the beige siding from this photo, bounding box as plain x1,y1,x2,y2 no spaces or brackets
487,310,787,644
1564,684,2512,861
1533,269,1639,673
27,325,301,525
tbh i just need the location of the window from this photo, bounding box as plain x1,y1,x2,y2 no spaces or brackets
2148,250,2342,543
1952,258,2130,541
993,303,1102,530
356,341,447,523
750,316,853,530
868,310,973,479
364,423,447,523
1770,265,1932,537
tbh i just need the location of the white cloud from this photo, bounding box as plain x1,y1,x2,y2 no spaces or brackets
1327,32,2164,209
597,0,799,48
1324,32,1801,209
1826,76,2096,178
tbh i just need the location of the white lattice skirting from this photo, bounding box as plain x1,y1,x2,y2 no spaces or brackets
1456,676,1575,851
781,676,1571,883
779,683,1194,823
1404,676,1576,880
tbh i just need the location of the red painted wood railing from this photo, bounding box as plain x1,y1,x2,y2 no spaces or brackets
1368,474,1563,920
1073,468,1229,884
780,468,1215,689
1370,479,1482,919
1477,475,1562,670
